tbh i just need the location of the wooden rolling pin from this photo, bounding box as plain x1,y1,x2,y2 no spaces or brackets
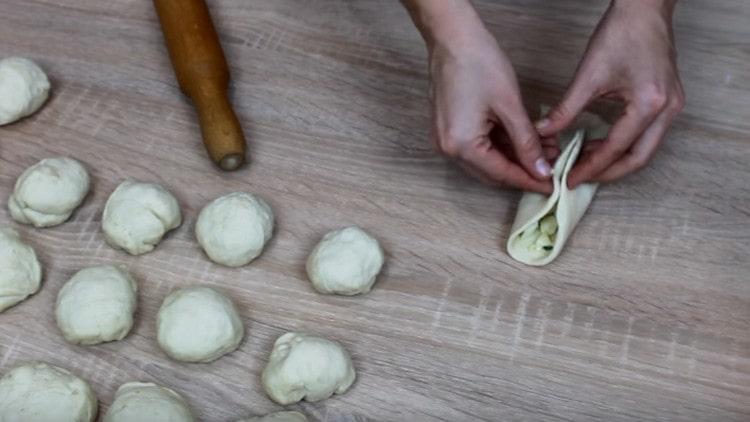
154,0,246,171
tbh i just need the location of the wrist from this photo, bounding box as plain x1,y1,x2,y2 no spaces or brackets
402,0,492,53
611,0,677,17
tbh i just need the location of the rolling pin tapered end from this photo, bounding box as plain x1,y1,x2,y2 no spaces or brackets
219,153,243,171
196,93,247,171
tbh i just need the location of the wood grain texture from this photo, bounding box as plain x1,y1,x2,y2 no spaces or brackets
1,0,748,421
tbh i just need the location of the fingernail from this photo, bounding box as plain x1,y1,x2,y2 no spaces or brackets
535,118,550,131
535,158,551,177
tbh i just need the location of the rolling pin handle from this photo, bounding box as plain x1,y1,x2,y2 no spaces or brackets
153,0,247,171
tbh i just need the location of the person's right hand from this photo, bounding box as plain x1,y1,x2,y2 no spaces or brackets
427,27,554,194
535,0,684,187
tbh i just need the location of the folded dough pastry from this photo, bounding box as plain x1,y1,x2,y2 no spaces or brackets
507,111,609,266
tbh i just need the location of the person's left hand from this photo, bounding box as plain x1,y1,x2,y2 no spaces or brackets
536,0,685,187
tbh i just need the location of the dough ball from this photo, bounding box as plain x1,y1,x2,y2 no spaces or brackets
238,411,308,422
55,265,138,345
0,57,50,126
306,226,385,295
157,286,244,363
0,362,97,422
102,180,182,255
196,192,274,267
9,157,90,228
0,227,42,313
262,332,355,405
103,382,194,422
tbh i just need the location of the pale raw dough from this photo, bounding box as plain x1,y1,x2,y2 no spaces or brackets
0,57,50,126
102,180,182,255
157,286,244,363
238,411,308,422
196,192,274,267
55,265,138,345
9,157,90,228
507,109,611,266
306,226,385,295
103,382,194,422
262,332,356,405
0,227,42,313
0,362,97,422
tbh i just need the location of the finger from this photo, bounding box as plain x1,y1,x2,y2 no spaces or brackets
460,140,553,194
541,136,559,160
582,139,604,154
540,135,559,148
567,103,658,188
592,111,674,183
491,101,552,180
535,72,597,137
543,145,559,162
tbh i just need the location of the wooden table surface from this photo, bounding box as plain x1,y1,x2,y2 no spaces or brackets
1,1,748,421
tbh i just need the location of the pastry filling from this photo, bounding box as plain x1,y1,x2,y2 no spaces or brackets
518,212,558,254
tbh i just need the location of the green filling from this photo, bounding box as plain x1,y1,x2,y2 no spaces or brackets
518,212,558,254
540,214,558,236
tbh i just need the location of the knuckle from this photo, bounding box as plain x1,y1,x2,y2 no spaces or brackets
585,66,608,87
509,122,540,158
516,133,538,155
439,139,462,159
438,127,472,159
639,84,669,114
670,92,686,114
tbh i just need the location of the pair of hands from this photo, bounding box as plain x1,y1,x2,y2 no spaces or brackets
424,1,684,193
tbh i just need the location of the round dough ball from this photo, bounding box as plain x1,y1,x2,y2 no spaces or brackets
262,332,355,405
238,411,308,422
102,180,182,255
55,265,138,345
196,192,274,267
0,362,97,422
157,286,243,363
103,382,194,422
0,57,50,126
306,226,385,295
9,157,90,228
0,227,42,313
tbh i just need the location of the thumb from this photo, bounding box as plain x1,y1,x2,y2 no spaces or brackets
536,74,595,137
493,101,551,180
